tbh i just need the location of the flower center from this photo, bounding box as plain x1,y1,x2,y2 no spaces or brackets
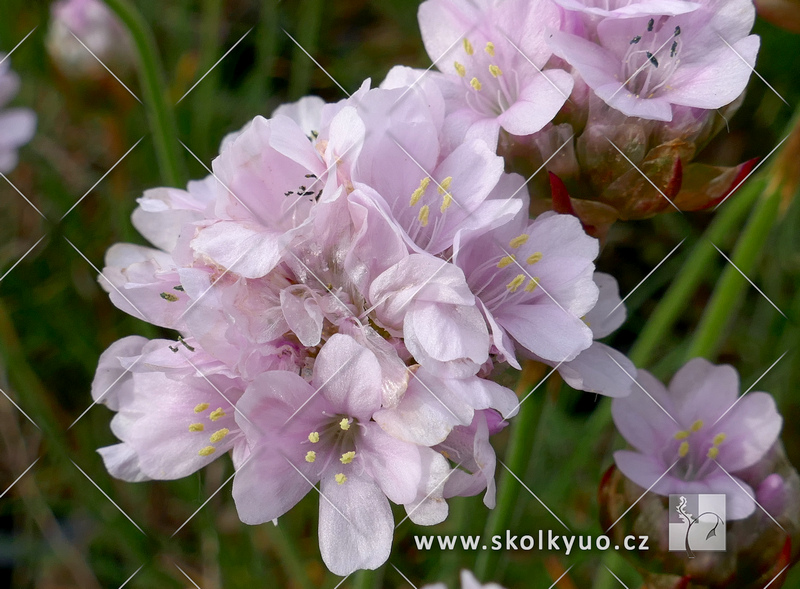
668,420,728,481
468,232,543,310
405,174,457,249
620,18,682,99
189,402,231,457
303,414,360,485
453,37,519,117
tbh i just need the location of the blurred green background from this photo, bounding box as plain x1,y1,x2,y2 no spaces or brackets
1,0,800,587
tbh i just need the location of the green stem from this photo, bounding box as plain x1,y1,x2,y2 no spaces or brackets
288,0,325,100
351,567,383,589
250,0,279,103
264,524,315,589
104,0,184,187
628,178,763,367
684,187,782,360
191,0,224,154
474,379,545,581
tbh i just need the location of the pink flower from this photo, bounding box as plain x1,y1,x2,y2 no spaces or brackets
418,0,574,149
553,0,700,19
0,57,35,173
612,358,783,519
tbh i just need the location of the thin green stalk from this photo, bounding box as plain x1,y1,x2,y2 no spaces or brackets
351,567,383,589
264,524,315,589
288,0,325,100
628,178,763,366
191,0,224,154
685,187,782,360
104,0,185,187
474,368,546,581
250,0,280,103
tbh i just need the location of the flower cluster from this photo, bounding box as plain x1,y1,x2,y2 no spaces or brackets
93,79,633,574
0,56,36,174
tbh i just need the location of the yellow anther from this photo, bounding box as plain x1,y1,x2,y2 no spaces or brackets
194,403,210,413
339,418,351,431
678,441,690,458
507,274,526,293
454,61,466,77
410,177,431,206
674,430,690,441
713,433,727,446
691,420,704,432
524,277,540,293
707,446,719,460
198,446,216,457
497,255,516,268
463,38,474,55
308,431,320,443
470,77,482,91
340,451,356,464
209,408,226,421
210,428,229,443
305,451,317,463
489,64,503,78
526,252,543,265
437,176,453,194
509,234,529,249
188,423,205,432
485,42,495,56
440,192,453,213
418,205,430,227
335,473,347,485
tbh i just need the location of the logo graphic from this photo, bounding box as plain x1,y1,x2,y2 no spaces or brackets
668,494,726,556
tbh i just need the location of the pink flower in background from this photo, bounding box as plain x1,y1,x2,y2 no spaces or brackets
0,57,35,173
550,0,760,121
612,358,783,519
423,570,506,589
552,0,700,19
418,0,574,149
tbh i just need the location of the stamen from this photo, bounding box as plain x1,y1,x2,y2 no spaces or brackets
526,252,543,265
470,77,482,91
463,38,474,55
210,428,229,443
646,52,659,67
308,431,320,443
707,447,719,460
630,35,641,45
647,18,654,32
410,177,431,206
189,423,204,432
506,274,526,293
437,176,453,194
524,277,540,293
339,418,351,431
340,451,355,464
454,61,466,77
674,26,681,36
194,403,210,413
160,292,179,302
335,473,347,485
509,234,529,249
670,41,678,58
440,192,453,213
497,255,516,268
690,420,704,432
674,430,689,440
305,451,316,463
418,205,430,227
713,433,727,446
489,65,502,78
209,408,226,421
678,441,689,458
485,42,495,56
198,446,216,457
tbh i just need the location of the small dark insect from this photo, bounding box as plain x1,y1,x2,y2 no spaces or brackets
160,292,179,302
